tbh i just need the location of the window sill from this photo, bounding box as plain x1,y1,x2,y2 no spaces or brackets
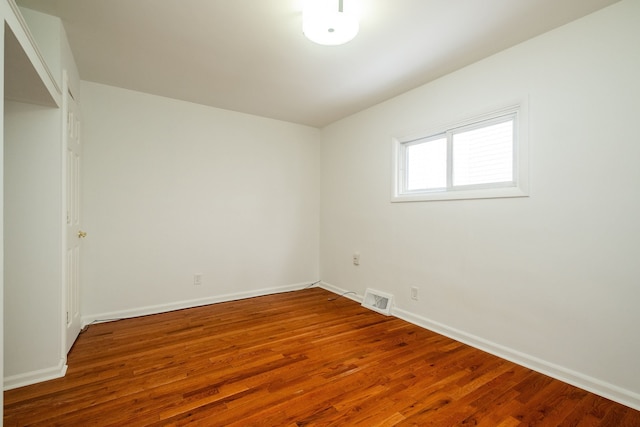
391,186,529,202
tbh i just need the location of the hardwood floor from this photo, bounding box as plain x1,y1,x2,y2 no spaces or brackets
4,288,640,426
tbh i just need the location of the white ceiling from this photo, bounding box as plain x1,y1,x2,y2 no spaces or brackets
16,0,620,127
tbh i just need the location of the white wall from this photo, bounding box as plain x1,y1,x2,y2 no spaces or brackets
18,7,80,97
81,82,321,320
4,101,63,380
17,7,60,84
1,6,5,414
320,0,640,409
3,6,82,389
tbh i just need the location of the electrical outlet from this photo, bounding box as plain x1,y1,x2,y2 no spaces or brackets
410,286,419,301
194,274,202,286
353,252,360,266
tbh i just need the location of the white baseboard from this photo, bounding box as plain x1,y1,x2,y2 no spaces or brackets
81,281,316,328
4,359,67,391
392,306,640,411
319,281,363,303
319,280,640,411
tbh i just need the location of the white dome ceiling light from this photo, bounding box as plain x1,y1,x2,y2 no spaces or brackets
303,0,360,46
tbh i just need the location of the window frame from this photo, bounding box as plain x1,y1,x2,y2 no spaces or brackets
391,103,529,202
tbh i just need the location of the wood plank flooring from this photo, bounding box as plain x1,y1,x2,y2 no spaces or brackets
4,288,640,426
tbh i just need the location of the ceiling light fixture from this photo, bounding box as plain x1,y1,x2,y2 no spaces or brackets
303,0,360,46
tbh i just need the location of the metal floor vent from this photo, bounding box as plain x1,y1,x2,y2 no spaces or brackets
362,288,394,316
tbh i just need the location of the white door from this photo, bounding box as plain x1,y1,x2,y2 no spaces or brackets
65,89,83,353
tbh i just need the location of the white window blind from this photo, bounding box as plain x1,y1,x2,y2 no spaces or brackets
452,117,514,187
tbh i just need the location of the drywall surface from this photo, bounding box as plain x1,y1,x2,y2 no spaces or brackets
18,7,80,97
4,101,63,380
81,82,320,320
17,7,60,85
3,7,81,389
320,0,640,408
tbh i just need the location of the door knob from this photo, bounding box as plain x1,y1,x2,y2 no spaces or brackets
78,230,87,238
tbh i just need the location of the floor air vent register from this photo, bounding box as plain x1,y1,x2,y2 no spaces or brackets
362,288,394,316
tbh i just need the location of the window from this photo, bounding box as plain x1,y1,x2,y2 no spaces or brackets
392,105,528,202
